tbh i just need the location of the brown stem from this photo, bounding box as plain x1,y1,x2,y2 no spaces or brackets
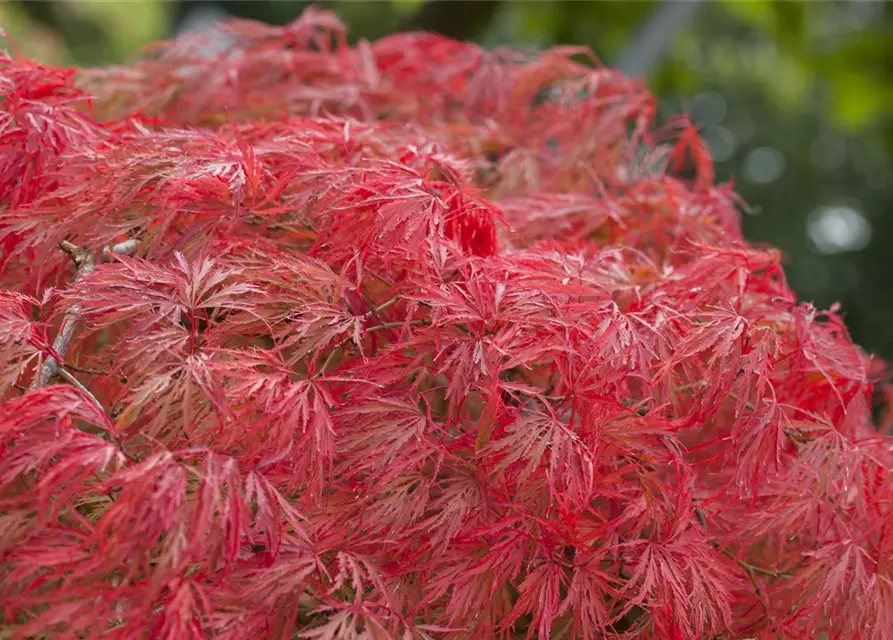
697,505,787,605
31,239,137,390
62,361,107,376
31,248,96,389
103,238,139,259
57,367,104,411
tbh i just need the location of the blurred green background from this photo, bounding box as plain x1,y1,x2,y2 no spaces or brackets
2,0,892,361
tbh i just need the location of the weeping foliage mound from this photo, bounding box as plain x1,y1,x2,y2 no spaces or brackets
2,9,892,640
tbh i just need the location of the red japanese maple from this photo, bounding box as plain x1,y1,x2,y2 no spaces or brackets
1,10,892,639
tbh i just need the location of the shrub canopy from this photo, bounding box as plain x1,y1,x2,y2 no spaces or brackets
1,9,891,640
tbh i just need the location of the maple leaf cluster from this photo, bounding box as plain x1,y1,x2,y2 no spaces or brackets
1,9,892,639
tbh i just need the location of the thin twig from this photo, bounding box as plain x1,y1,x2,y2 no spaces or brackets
62,361,107,376
365,319,427,334
697,507,787,603
31,248,96,389
313,319,429,379
726,390,804,449
737,554,763,597
712,541,785,577
57,367,104,411
31,239,137,390
315,347,341,379
311,299,403,380
367,295,400,317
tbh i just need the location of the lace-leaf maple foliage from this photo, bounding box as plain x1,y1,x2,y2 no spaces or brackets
2,9,892,639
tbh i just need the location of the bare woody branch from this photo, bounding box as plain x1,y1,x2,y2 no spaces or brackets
31,239,138,390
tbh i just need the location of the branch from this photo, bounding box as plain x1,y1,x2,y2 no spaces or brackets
313,318,429,379
31,239,138,390
103,237,139,259
61,361,107,376
696,506,789,600
31,246,96,389
57,367,104,411
614,0,704,78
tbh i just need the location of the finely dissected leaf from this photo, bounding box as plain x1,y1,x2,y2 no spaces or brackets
0,9,890,640
0,290,49,395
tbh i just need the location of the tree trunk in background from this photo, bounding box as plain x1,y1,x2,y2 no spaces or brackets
173,2,231,36
615,0,703,77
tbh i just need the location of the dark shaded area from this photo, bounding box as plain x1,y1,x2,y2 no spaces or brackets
399,0,501,40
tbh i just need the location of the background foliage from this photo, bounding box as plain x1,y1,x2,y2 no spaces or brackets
2,0,891,360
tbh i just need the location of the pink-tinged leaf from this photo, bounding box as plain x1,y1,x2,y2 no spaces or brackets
1,11,890,639
617,529,734,639
0,384,116,436
0,290,49,395
149,579,210,640
501,561,565,639
483,405,597,505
